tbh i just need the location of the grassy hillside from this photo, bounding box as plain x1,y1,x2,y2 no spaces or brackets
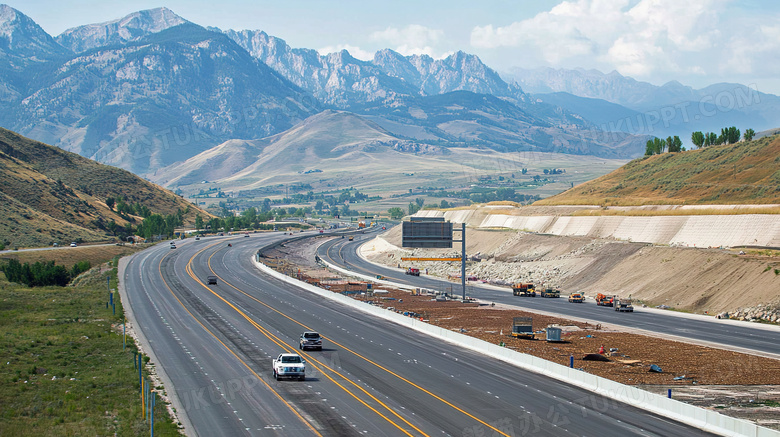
0,128,209,247
536,134,780,206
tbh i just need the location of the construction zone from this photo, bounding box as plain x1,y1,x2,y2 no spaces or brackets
259,235,780,431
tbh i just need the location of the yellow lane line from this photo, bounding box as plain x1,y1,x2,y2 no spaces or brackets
155,244,323,437
186,244,422,437
208,243,511,437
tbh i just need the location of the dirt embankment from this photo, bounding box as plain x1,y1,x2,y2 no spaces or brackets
363,227,780,316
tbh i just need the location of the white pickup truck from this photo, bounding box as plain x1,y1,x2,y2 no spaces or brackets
272,353,305,381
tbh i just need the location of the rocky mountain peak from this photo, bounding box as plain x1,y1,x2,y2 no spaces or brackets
56,7,188,53
0,4,70,64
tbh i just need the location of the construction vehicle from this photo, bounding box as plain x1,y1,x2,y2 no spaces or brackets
512,283,536,297
615,298,634,312
595,293,614,307
511,317,534,339
406,267,420,276
540,288,560,298
568,292,585,303
358,221,366,229
348,236,354,241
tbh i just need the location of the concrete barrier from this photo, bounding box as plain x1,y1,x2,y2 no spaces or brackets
438,210,780,248
253,251,780,437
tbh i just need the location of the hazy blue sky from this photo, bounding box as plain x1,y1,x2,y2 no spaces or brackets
5,0,779,94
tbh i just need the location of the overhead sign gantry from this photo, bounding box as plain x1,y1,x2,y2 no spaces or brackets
401,217,468,301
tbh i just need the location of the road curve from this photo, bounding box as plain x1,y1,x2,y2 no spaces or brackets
317,232,780,359
121,231,714,436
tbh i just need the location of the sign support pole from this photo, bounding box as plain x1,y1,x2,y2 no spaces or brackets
461,222,466,301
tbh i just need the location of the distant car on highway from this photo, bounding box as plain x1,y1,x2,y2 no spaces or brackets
207,276,217,285
70,242,77,247
299,331,322,351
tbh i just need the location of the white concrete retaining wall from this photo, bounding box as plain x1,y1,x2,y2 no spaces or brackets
253,255,780,437
442,211,780,248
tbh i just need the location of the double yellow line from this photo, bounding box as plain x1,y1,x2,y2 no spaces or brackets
162,240,511,436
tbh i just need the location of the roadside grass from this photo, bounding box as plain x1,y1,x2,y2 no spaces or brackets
0,263,179,435
0,244,148,269
572,206,780,217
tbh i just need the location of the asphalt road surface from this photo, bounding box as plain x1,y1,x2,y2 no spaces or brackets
122,231,714,436
317,232,780,359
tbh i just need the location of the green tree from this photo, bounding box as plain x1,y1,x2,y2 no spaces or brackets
415,198,425,208
653,137,664,154
669,136,683,153
645,139,655,155
744,128,755,141
408,202,420,215
691,131,705,148
105,197,115,210
387,207,404,220
195,214,203,231
704,132,718,147
440,199,450,209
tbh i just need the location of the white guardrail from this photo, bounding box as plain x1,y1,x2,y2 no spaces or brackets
252,254,779,437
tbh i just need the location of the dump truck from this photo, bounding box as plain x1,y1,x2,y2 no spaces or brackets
568,292,585,303
511,317,534,339
595,293,614,306
406,267,420,276
540,288,560,298
615,298,634,312
512,283,536,297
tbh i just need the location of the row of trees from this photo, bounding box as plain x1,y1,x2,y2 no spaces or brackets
0,259,91,287
691,127,754,148
645,136,683,155
646,127,757,156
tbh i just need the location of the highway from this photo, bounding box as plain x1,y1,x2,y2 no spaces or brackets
121,231,714,436
317,232,780,359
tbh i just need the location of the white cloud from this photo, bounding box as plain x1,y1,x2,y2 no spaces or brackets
317,44,375,61
470,0,741,80
370,24,446,58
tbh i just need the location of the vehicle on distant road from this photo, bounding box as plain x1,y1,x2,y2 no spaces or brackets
406,267,420,276
207,276,217,285
272,353,305,381
615,298,634,312
70,242,77,247
568,293,585,303
595,293,614,306
512,283,536,297
540,288,560,298
299,331,322,350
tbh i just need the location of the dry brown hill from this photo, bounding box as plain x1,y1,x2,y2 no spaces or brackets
0,127,208,248
536,134,780,206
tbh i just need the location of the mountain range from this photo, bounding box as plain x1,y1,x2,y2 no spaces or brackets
0,4,776,184
0,5,651,179
507,67,780,140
